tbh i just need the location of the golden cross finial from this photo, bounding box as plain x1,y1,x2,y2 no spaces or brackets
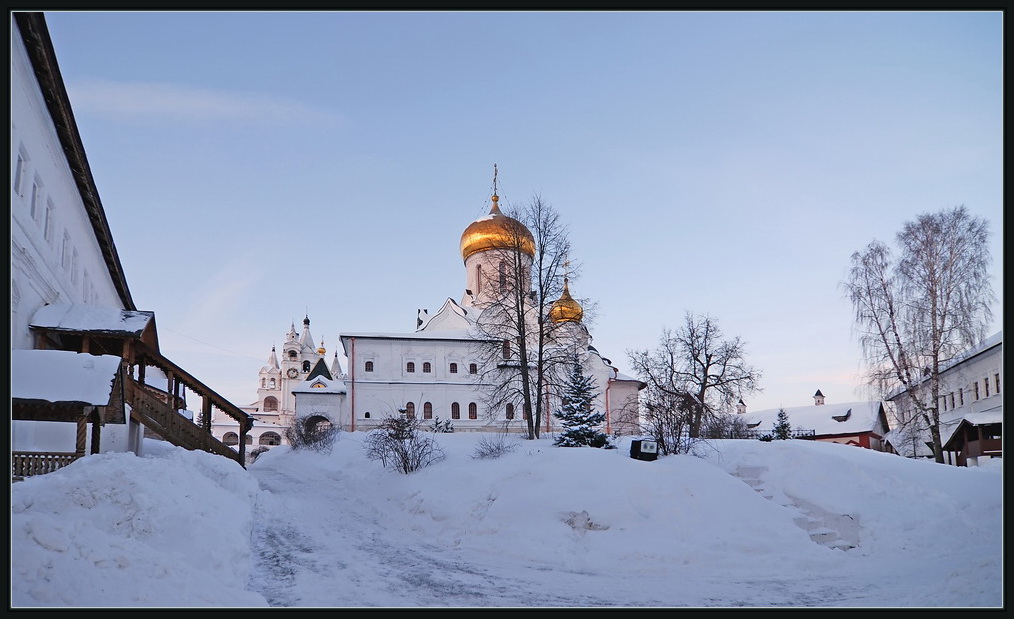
492,163,498,197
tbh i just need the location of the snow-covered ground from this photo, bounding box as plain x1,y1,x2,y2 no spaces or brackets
10,432,1003,608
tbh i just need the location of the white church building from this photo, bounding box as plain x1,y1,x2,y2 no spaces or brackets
212,190,644,457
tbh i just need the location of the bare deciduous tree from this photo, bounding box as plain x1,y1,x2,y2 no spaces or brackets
842,205,995,463
470,194,579,439
628,312,761,445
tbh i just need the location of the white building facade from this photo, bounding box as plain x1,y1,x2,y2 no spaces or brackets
11,13,143,456
884,331,1003,464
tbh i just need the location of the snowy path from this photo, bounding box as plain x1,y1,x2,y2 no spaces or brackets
242,441,884,608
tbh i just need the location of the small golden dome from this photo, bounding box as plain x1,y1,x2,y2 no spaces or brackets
317,339,326,355
549,278,583,323
460,194,536,262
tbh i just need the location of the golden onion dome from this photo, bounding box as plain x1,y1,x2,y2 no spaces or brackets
459,194,536,262
317,339,326,356
549,277,583,323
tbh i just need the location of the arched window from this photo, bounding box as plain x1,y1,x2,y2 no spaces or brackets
365,360,374,372
259,432,281,445
502,340,510,360
365,412,371,419
302,360,311,372
449,363,458,374
469,363,478,374
451,402,461,420
263,396,278,412
261,378,265,388
405,402,415,418
423,402,433,419
269,378,276,389
468,402,478,420
288,350,297,359
245,435,253,444
499,260,507,291
506,403,515,420
422,362,432,373
476,264,482,293
223,432,239,446
406,362,415,373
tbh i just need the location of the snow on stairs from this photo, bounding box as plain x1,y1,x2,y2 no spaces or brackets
735,464,859,551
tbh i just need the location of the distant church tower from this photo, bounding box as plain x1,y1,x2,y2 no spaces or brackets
255,315,326,427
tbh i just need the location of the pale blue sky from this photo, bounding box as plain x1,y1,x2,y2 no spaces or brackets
39,10,1003,411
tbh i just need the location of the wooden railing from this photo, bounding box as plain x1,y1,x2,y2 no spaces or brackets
964,437,1003,459
12,451,80,479
126,378,243,465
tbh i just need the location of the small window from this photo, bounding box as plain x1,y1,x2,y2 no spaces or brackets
406,361,415,373
288,350,297,359
451,402,460,420
422,362,432,373
365,360,374,372
949,393,955,409
506,403,514,420
499,260,507,292
365,412,371,419
974,382,980,400
423,402,433,419
468,402,478,420
502,340,510,360
61,232,71,269
984,378,990,397
469,363,478,375
476,264,482,293
30,180,41,222
269,378,276,389
995,373,1001,394
302,360,311,372
223,432,239,446
44,198,55,243
405,402,415,418
13,151,27,197
264,396,278,411
449,363,458,374
959,388,964,406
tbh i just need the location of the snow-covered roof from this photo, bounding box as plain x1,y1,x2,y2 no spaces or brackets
30,304,153,336
292,378,347,394
11,349,121,405
739,401,885,436
341,330,476,342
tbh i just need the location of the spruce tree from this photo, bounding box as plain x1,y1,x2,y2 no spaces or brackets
772,408,792,440
553,361,610,448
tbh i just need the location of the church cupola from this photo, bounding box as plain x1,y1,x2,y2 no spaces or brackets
459,166,536,309
814,389,825,406
549,276,583,323
459,193,536,262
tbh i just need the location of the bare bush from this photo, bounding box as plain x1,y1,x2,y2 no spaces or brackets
364,416,445,474
472,433,521,460
285,416,339,454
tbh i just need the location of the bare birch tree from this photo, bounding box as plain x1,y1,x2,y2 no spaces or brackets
842,205,995,463
628,312,761,443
